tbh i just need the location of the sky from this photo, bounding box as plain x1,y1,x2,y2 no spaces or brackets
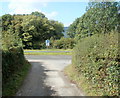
1,0,118,27
0,0,90,27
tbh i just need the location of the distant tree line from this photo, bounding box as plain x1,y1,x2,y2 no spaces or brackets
2,11,64,49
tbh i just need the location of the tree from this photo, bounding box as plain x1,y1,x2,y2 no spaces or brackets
67,18,79,38
86,2,119,34
21,15,64,48
31,11,46,18
67,1,119,41
2,14,13,31
2,11,64,49
49,20,64,39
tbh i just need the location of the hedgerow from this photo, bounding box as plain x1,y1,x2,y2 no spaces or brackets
2,28,31,96
51,37,76,49
2,47,24,83
72,32,119,96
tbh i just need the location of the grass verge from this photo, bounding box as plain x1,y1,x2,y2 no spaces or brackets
64,64,106,96
24,49,72,55
24,52,72,55
2,60,31,96
24,49,73,51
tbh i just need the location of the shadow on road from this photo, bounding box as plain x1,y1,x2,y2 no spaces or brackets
16,61,57,96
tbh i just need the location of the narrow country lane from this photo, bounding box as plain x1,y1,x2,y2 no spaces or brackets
16,55,84,96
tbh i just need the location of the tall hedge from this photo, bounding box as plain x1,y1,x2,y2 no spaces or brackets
2,47,25,83
72,32,119,96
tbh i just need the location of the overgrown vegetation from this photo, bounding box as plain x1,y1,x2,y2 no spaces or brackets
65,1,119,96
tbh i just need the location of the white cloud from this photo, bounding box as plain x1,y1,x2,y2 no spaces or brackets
7,0,58,19
44,12,58,19
8,0,47,14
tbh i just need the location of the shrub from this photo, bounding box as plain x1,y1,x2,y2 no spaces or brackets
2,47,25,83
72,32,119,96
52,37,76,49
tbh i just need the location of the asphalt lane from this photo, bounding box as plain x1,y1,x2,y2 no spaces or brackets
16,55,84,96
25,55,72,60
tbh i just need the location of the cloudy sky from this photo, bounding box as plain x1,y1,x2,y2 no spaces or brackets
1,0,114,27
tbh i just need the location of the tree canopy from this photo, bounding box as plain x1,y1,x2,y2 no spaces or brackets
31,11,46,18
67,1,119,40
2,12,64,49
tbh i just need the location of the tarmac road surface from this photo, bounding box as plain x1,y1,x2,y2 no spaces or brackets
16,55,85,96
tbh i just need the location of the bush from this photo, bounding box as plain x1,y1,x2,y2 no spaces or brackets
52,37,76,49
2,46,31,96
2,47,25,83
72,32,119,96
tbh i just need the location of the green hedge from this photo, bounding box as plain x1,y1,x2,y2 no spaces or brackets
2,47,31,96
52,37,76,49
72,32,119,96
2,47,25,83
